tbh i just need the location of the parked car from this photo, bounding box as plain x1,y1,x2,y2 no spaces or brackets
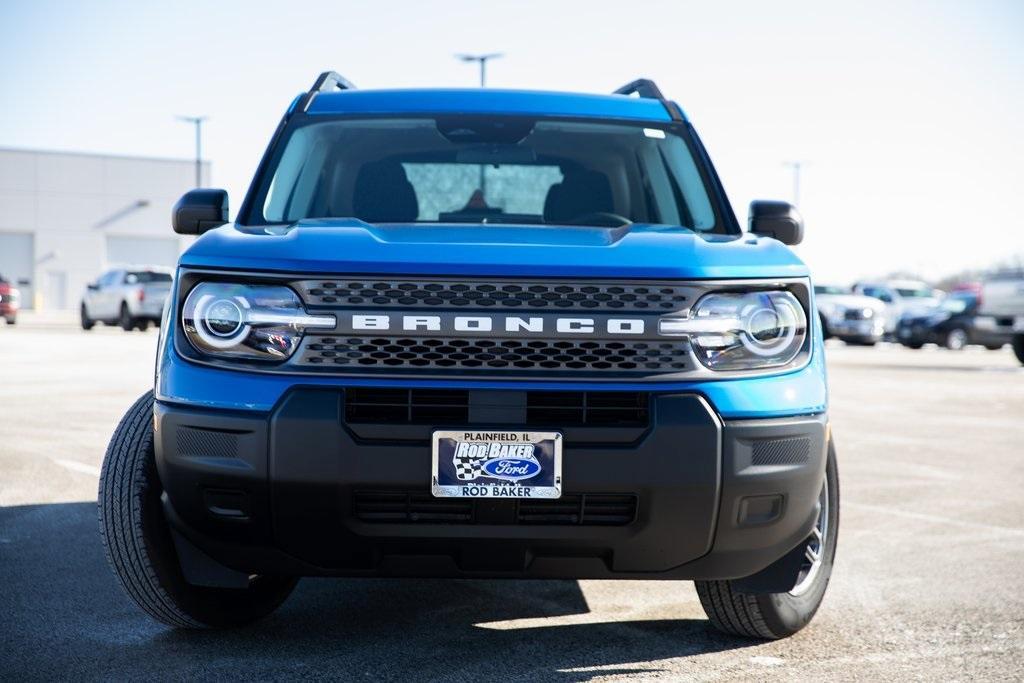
814,284,886,345
99,73,839,640
81,267,173,331
852,279,943,335
978,274,1024,364
896,289,1006,350
0,273,20,324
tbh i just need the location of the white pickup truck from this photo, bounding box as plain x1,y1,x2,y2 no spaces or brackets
978,275,1024,364
80,267,173,331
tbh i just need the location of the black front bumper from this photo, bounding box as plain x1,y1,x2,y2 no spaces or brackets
154,389,828,580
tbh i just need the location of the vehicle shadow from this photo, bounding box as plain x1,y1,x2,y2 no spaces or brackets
0,502,756,681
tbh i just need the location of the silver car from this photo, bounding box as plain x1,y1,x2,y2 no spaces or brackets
81,267,173,331
814,285,887,345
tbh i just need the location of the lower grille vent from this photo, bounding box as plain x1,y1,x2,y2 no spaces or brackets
526,392,648,427
517,494,638,525
353,491,474,523
344,388,649,428
176,426,239,458
353,491,637,526
345,388,469,424
752,437,811,466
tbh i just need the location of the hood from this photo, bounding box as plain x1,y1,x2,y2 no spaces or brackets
179,220,808,280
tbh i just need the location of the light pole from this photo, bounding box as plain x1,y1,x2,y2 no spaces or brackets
177,115,208,187
455,52,503,87
455,53,502,196
782,161,806,207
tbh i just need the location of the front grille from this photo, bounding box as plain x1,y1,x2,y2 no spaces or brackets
343,388,649,427
353,491,637,526
300,337,690,374
295,279,691,312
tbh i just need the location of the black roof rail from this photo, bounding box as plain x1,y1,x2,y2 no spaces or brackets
613,78,683,121
297,71,357,113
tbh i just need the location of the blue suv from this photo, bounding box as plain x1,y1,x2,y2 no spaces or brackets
99,72,838,639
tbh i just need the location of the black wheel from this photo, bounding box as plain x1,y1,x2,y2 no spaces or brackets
1013,336,1024,365
118,303,133,332
945,327,968,351
135,319,150,332
80,303,95,330
696,439,839,640
5,316,15,325
98,391,298,628
904,342,924,350
985,344,1003,351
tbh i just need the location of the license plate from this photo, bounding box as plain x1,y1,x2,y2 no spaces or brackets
431,430,562,499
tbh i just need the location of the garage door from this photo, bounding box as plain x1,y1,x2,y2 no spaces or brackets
0,232,35,310
105,236,181,269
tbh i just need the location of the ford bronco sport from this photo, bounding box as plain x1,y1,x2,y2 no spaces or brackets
99,72,838,639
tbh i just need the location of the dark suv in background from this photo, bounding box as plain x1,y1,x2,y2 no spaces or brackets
897,288,1006,350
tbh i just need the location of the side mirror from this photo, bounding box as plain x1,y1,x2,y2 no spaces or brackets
172,189,229,235
749,200,804,246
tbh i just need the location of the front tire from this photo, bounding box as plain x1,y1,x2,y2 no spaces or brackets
696,438,839,639
98,391,298,628
119,303,133,332
945,327,968,351
1013,336,1024,365
81,304,95,330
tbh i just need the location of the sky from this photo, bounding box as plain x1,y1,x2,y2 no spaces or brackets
1,0,1022,284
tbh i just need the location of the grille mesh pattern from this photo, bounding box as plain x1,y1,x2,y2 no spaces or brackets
353,491,637,526
295,279,690,311
752,437,811,466
176,427,239,458
300,337,689,373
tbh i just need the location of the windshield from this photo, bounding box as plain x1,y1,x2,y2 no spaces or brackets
941,292,975,313
253,117,720,230
896,287,938,298
814,286,848,296
126,271,172,284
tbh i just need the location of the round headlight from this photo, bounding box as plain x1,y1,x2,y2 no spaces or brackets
687,290,807,371
182,283,334,361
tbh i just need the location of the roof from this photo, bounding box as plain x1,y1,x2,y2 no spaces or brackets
304,88,683,123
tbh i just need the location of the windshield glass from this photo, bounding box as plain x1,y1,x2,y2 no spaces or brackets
126,271,172,284
896,287,938,298
254,117,719,230
941,292,975,313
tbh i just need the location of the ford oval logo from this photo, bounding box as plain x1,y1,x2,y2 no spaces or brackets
481,457,541,482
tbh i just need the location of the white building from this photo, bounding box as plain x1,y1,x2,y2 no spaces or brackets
0,148,209,311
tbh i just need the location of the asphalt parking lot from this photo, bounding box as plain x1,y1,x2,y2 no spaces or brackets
1,321,1022,681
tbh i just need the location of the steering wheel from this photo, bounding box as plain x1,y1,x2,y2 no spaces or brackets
565,212,632,228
